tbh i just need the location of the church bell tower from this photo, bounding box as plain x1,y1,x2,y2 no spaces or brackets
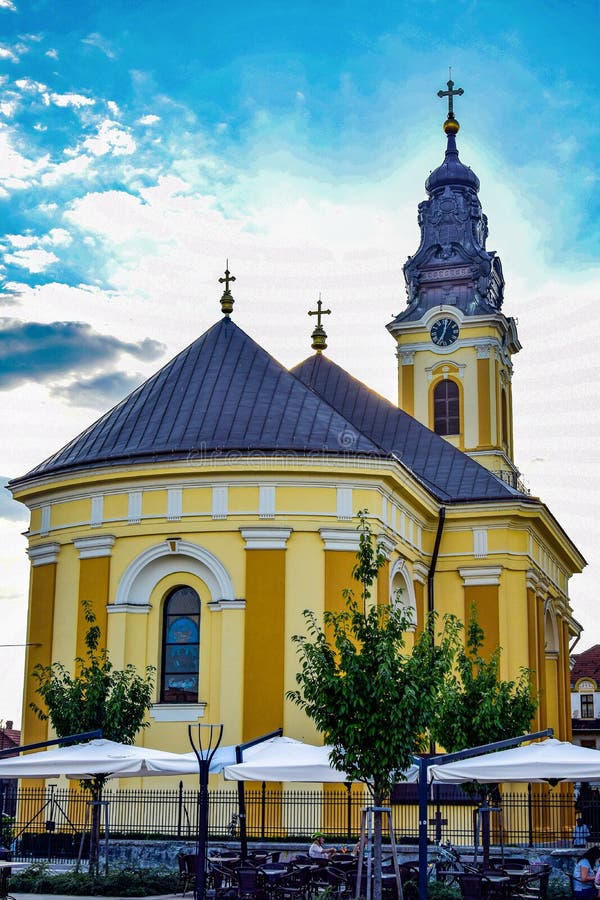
388,78,522,487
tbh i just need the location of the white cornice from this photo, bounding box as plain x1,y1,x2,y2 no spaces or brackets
377,533,397,559
208,599,246,611
107,603,152,614
240,527,292,549
412,562,429,584
27,542,60,566
150,702,206,722
73,535,116,559
319,528,361,551
459,566,502,586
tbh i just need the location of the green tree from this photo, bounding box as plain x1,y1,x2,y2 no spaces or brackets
30,600,155,870
287,512,459,900
429,606,538,863
430,606,538,759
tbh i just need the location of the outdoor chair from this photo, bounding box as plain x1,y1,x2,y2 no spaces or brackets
311,865,349,897
274,865,312,900
512,867,551,900
236,866,267,900
211,863,238,900
177,853,198,897
457,872,493,900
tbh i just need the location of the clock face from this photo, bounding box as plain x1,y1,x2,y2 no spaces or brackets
430,318,460,347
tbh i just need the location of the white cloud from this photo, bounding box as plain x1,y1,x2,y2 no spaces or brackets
5,233,36,248
40,154,93,186
44,91,95,108
0,125,48,190
138,114,160,125
44,228,72,247
0,45,18,63
82,32,116,59
82,119,136,156
45,49,58,60
107,100,120,116
0,0,17,10
14,77,47,92
0,100,16,117
4,247,58,272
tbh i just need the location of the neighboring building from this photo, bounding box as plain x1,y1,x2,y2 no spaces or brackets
571,646,600,748
0,721,20,756
8,85,585,779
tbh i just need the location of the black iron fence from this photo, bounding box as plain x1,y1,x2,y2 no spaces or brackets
0,782,592,862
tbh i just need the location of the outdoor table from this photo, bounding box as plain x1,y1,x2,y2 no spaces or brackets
0,861,29,900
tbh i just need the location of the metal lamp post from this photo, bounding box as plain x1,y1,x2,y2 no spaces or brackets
189,723,223,900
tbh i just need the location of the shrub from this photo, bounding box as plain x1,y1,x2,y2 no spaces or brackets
10,863,176,896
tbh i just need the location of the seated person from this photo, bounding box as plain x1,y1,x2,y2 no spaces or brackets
573,846,600,897
309,832,335,859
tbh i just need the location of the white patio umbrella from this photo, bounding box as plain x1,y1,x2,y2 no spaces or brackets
223,734,419,783
0,738,201,780
429,738,600,784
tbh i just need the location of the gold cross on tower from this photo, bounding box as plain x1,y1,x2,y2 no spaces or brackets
308,294,331,353
437,69,464,121
218,260,236,316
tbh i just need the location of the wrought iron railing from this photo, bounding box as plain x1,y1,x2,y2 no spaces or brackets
1,783,585,863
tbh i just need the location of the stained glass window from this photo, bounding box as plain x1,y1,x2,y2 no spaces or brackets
161,586,200,703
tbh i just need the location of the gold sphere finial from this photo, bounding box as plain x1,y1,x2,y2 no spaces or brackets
443,116,460,135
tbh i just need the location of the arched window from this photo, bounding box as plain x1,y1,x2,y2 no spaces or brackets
433,379,460,435
161,586,200,703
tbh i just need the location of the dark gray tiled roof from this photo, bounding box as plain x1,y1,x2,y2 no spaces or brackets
291,353,526,503
12,317,529,507
13,319,384,485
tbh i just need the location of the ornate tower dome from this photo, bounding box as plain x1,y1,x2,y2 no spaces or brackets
390,78,504,325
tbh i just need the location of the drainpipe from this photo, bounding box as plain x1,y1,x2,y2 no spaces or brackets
427,507,446,615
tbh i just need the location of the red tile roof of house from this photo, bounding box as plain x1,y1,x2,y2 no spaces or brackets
571,645,600,687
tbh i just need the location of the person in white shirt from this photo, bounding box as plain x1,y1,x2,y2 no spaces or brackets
574,817,592,848
309,833,335,859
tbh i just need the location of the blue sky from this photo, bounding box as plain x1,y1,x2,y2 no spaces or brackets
1,0,599,724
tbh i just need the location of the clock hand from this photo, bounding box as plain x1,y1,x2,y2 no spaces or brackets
440,320,448,341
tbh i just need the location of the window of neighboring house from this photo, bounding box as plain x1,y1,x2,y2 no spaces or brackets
580,693,595,719
581,740,597,749
433,379,460,436
161,586,200,703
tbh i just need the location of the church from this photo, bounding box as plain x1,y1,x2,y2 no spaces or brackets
9,82,585,768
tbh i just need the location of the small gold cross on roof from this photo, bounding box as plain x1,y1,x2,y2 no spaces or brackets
219,259,236,316
308,293,331,353
308,294,331,328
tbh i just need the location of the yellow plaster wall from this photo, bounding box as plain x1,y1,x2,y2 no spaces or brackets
284,532,324,741
212,606,245,743
52,497,90,529
527,587,540,730
104,493,128,521
276,486,336,514
477,357,491,448
498,569,529,680
400,363,414,415
229,485,258,512
243,549,285,740
324,551,355,615
76,556,111,660
52,544,79,667
536,597,548,729
182,488,211,515
545,657,559,736
464,583,499,660
22,561,57,747
143,490,167,518
30,507,42,532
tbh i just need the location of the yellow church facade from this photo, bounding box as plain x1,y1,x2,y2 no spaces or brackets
9,91,585,783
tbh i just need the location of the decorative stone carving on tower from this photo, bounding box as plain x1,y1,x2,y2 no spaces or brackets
391,77,505,327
